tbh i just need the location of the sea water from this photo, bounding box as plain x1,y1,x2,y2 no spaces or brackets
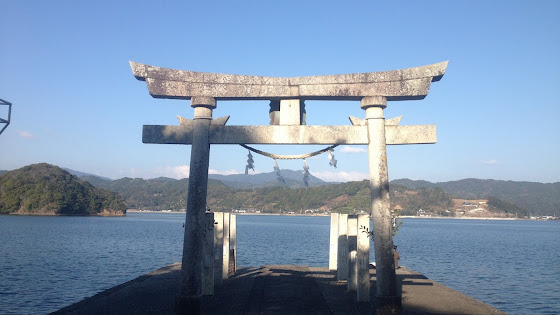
0,213,558,314
394,218,560,314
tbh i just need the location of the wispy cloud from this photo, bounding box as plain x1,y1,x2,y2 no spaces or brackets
118,166,242,179
17,130,34,139
340,146,367,153
160,165,191,178
119,166,190,179
246,169,263,175
481,159,499,165
208,169,241,176
310,170,368,182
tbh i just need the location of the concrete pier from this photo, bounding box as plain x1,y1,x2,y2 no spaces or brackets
55,264,505,315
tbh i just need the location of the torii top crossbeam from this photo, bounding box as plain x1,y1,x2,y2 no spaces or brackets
132,61,447,146
130,61,447,101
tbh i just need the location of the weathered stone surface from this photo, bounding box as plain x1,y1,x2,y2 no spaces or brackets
361,96,387,109
349,115,402,126
177,107,212,313
366,106,399,308
177,115,230,127
202,212,214,296
130,61,447,101
385,116,402,126
142,124,436,145
191,96,216,108
357,213,370,302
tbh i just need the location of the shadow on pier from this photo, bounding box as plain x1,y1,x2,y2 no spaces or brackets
54,264,505,314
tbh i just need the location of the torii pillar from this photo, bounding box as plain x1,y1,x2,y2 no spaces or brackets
176,97,215,314
363,96,400,313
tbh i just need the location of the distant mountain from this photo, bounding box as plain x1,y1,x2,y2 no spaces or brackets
80,175,112,187
0,163,127,216
76,169,327,190
0,170,7,176
78,168,529,217
63,168,112,181
391,178,560,216
389,179,436,189
21,164,555,216
209,169,329,189
87,176,227,210
97,177,189,210
151,177,178,182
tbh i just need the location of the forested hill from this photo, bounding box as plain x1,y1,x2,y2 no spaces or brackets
85,176,526,217
68,168,559,216
0,164,127,216
2,163,550,217
83,176,227,210
391,178,560,216
208,170,327,189
88,176,444,213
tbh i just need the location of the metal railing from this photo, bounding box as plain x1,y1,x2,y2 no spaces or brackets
0,98,12,135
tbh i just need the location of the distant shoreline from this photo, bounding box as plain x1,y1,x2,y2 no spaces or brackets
127,210,183,214
400,215,519,221
126,210,534,221
2,211,125,217
126,209,329,217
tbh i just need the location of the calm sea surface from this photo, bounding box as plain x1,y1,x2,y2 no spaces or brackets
0,213,559,314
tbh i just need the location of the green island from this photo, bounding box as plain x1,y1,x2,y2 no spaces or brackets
0,163,126,216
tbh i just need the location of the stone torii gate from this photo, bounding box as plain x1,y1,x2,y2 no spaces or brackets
130,60,447,313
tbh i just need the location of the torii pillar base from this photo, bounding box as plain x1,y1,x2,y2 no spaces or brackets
376,296,403,315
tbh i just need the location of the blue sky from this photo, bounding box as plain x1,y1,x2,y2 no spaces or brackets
1,1,559,183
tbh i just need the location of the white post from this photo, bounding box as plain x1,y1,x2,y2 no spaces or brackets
213,212,224,287
337,213,349,281
357,213,370,302
202,212,214,295
230,214,237,274
222,212,230,280
347,215,358,292
329,213,339,271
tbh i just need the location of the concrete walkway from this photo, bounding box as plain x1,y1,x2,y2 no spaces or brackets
54,264,505,314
